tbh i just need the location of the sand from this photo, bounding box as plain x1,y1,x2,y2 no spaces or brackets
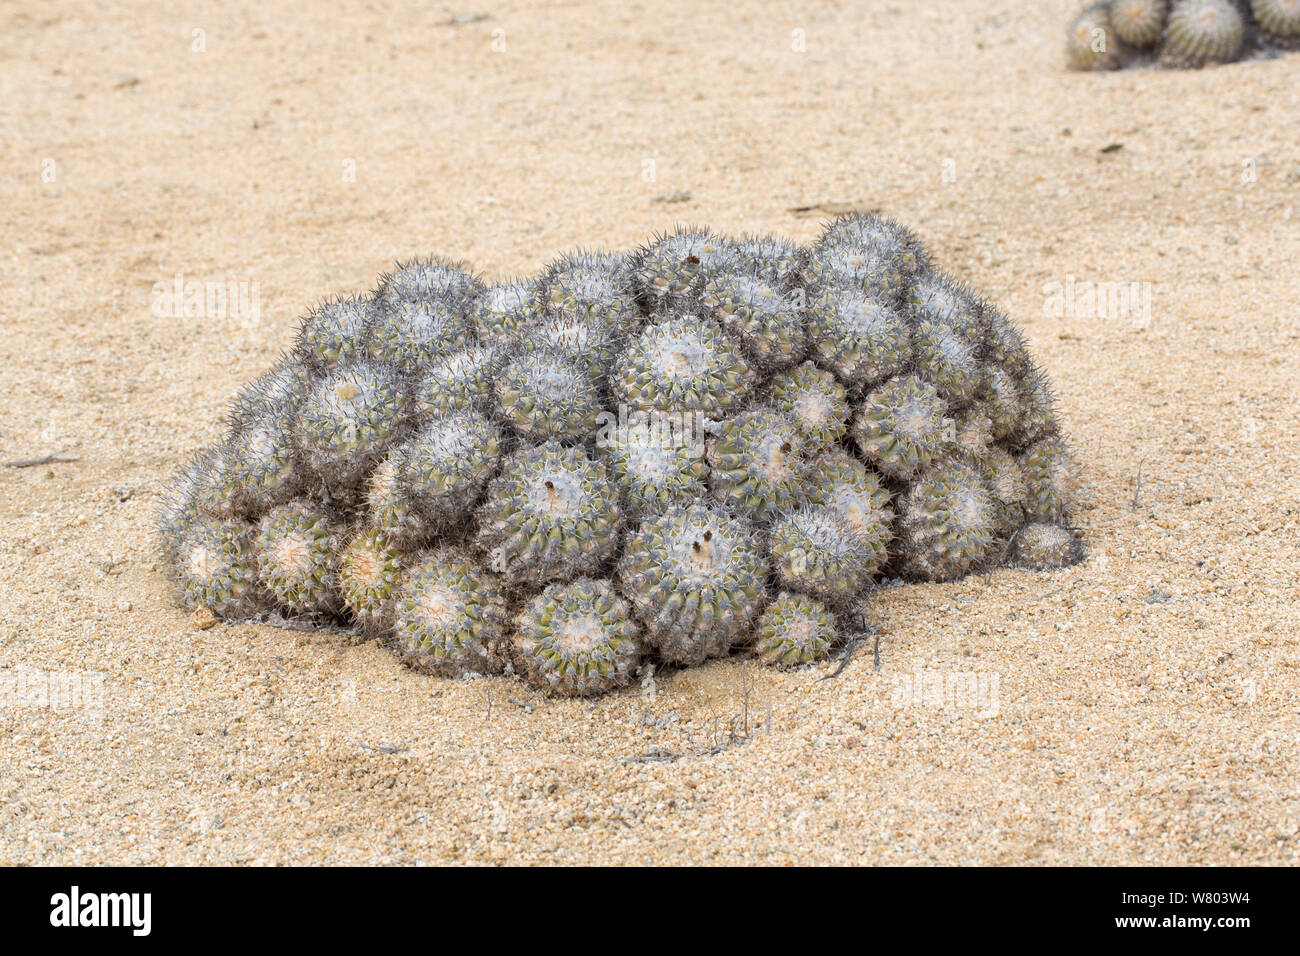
1,0,1297,865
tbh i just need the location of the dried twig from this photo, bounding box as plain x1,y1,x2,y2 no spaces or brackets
1131,456,1148,510
2,454,80,468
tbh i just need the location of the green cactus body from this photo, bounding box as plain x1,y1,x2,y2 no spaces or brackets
701,270,805,371
376,257,483,314
475,442,621,587
617,503,764,665
1160,0,1245,66
295,362,408,486
804,448,895,549
753,592,837,667
1019,438,1079,524
413,345,503,416
614,315,755,417
817,213,931,276
255,501,341,614
975,446,1030,535
514,577,643,696
295,296,374,370
771,505,884,607
806,288,912,388
598,411,709,520
338,527,403,635
174,517,264,616
897,459,999,582
1253,0,1300,47
395,411,502,535
369,298,475,372
473,280,539,347
1068,3,1129,70
769,361,851,446
220,408,299,515
1111,0,1169,46
708,406,809,522
635,228,740,313
393,549,506,676
853,374,951,479
733,233,804,287
1011,522,1086,570
496,347,603,442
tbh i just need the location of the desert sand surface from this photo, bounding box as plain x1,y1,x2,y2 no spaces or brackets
1,0,1297,865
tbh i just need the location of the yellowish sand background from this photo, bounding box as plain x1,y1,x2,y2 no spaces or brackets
2,0,1297,864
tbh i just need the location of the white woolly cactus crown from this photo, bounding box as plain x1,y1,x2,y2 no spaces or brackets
158,215,1085,698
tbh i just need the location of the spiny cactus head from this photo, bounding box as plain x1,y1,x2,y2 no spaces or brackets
770,504,885,607
338,526,403,636
1068,3,1130,70
708,406,809,522
295,362,409,488
295,295,374,370
1019,438,1080,524
805,447,895,545
806,287,911,388
514,577,643,697
768,361,850,447
475,442,622,587
700,269,805,371
805,240,906,301
1252,0,1300,47
974,446,1030,535
472,280,540,347
413,345,504,416
392,549,506,677
733,233,803,287
753,592,837,667
217,410,299,517
897,458,999,582
516,310,625,378
1010,522,1086,570
817,212,931,276
375,256,483,314
539,249,639,332
614,314,755,418
496,347,604,443
395,411,503,535
174,517,265,617
369,297,474,372
598,410,709,520
1110,0,1169,46
1160,0,1245,66
227,356,312,427
633,226,740,312
255,501,341,615
157,446,233,559
616,502,764,666
853,374,951,480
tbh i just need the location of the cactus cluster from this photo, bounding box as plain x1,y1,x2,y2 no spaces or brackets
1066,0,1300,70
158,216,1085,697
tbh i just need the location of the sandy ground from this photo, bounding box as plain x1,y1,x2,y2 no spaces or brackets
1,0,1297,865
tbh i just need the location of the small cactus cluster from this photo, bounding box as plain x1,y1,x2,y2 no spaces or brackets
158,216,1085,698
1066,0,1300,70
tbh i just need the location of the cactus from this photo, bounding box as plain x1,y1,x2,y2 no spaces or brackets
1161,0,1246,65
1252,0,1300,48
1067,3,1130,70
753,592,838,667
160,219,1086,698
1111,0,1170,46
392,549,506,677
513,578,643,696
